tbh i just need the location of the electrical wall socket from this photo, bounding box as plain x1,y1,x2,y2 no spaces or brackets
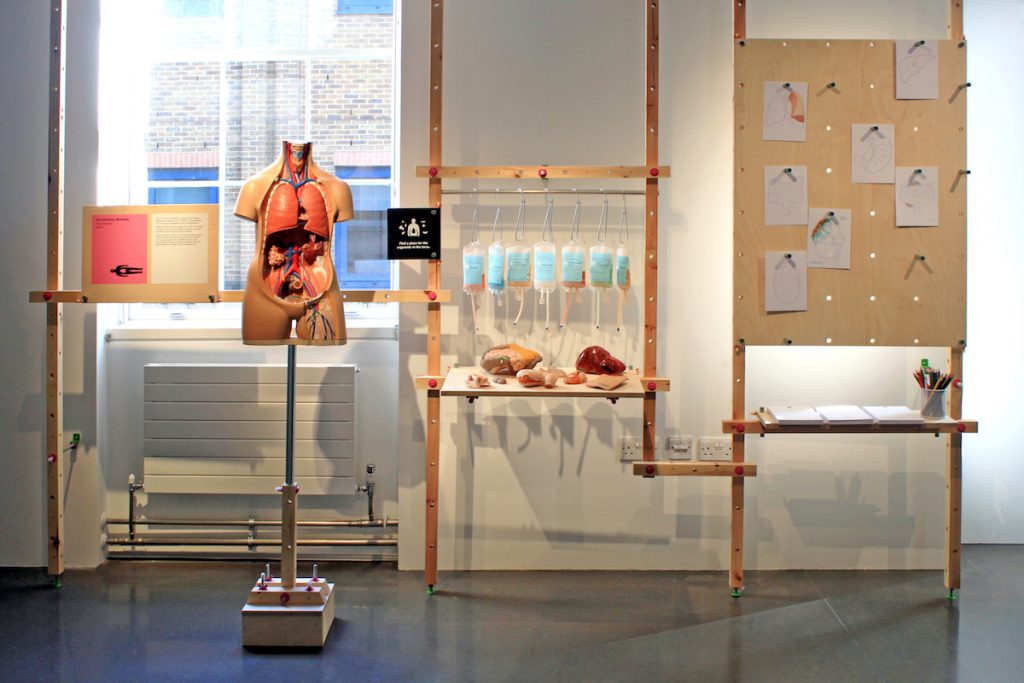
666,434,693,460
698,436,732,461
619,436,643,461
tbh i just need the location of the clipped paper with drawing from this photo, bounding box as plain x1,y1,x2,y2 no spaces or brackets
851,124,895,184
807,208,851,270
765,250,807,313
895,40,939,100
896,166,939,227
763,81,808,142
764,166,808,225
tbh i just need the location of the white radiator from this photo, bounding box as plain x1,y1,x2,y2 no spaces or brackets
143,364,356,495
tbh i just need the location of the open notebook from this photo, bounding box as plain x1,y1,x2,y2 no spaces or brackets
862,406,924,425
766,406,824,425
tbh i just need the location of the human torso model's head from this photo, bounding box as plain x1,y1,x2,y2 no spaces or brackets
235,140,354,346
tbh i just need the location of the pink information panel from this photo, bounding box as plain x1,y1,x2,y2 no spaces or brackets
90,213,148,285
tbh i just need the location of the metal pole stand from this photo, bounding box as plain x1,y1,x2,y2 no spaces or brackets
242,346,336,648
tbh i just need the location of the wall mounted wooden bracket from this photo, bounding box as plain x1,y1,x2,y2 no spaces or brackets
723,417,978,435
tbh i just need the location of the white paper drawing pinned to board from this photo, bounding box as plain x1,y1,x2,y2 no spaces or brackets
807,208,851,270
765,250,807,313
764,166,808,225
895,40,939,100
895,166,940,227
851,124,895,184
763,81,808,142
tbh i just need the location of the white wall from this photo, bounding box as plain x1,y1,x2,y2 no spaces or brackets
397,0,1013,573
3,0,1020,570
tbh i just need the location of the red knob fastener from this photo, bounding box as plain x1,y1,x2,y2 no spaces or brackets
735,466,745,476
736,424,745,433
646,381,657,391
280,592,291,605
427,290,437,301
428,379,438,389
43,291,53,301
954,380,962,388
644,464,656,475
428,166,438,177
47,453,57,463
538,168,548,178
650,167,659,177
957,423,966,433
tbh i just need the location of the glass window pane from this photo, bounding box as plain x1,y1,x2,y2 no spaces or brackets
146,61,221,161
221,186,254,291
334,184,390,289
225,60,307,182
310,59,393,172
229,0,308,51
313,2,393,50
153,2,225,51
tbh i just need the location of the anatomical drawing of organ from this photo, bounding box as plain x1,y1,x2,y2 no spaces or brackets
235,141,353,345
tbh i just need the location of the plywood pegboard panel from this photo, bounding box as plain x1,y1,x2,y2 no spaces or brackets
734,39,967,347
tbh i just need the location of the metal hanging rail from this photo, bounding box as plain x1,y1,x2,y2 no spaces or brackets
441,189,646,196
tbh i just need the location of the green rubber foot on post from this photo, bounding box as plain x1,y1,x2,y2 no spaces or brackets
52,576,63,589
426,585,435,595
731,588,743,598
947,589,957,601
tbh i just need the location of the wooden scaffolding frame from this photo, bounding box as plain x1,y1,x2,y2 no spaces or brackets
33,0,453,581
714,0,976,597
413,0,683,592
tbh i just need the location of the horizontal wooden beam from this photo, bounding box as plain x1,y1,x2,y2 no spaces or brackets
30,289,452,305
633,461,757,478
415,165,670,180
723,417,979,435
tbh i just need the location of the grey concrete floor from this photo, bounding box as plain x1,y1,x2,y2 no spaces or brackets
1,545,1021,682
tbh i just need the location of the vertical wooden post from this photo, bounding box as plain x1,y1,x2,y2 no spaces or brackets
945,345,964,592
46,0,67,579
642,0,659,461
424,0,444,591
730,342,746,593
947,0,964,41
280,484,299,588
733,0,747,40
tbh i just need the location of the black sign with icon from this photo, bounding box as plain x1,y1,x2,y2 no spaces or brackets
387,208,440,260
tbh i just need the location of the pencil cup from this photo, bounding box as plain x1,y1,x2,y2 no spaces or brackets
918,388,947,420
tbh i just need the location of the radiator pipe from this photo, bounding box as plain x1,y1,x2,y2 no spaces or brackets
105,518,397,528
127,474,144,540
106,537,397,547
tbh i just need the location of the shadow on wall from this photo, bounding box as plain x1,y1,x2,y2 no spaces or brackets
774,469,944,550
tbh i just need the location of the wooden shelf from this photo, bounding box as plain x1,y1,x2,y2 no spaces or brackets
422,367,668,399
722,411,979,435
633,461,757,478
29,289,451,305
415,165,670,179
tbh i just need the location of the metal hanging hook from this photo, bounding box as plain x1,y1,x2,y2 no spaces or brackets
618,194,629,245
569,190,582,243
490,189,503,243
513,189,526,242
542,191,554,243
597,192,609,243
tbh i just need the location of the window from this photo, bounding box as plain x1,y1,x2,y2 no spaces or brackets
99,0,396,324
337,0,393,15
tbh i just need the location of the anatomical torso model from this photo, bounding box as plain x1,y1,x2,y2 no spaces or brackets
235,141,353,345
